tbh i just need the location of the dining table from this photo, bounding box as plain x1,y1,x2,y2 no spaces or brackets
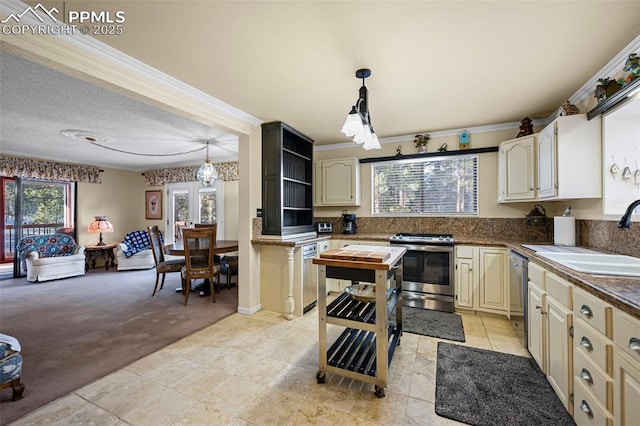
163,240,239,295
163,240,239,257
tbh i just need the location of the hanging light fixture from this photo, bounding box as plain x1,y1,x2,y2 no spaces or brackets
341,68,381,150
196,141,218,186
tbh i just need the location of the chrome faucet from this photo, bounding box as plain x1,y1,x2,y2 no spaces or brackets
618,199,640,229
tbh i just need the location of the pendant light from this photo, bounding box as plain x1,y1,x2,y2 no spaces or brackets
340,68,381,150
196,141,218,186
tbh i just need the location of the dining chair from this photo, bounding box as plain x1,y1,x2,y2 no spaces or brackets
147,225,185,297
193,223,221,288
181,227,220,305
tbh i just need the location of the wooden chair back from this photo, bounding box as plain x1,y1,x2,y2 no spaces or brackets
147,225,165,265
182,227,215,278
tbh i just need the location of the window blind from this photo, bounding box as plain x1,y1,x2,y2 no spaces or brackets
372,154,478,216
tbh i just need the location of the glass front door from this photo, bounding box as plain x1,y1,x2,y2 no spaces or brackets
166,182,224,244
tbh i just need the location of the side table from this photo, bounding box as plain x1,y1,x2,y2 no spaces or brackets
84,244,116,271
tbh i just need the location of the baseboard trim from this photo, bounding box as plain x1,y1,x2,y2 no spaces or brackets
237,304,261,315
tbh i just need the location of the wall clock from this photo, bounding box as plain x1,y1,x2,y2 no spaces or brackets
459,130,470,149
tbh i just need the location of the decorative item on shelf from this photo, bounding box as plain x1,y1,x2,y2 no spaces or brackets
340,68,381,150
634,163,640,187
594,78,622,103
414,133,430,153
516,118,533,137
87,216,114,246
196,141,218,187
618,53,640,86
526,204,548,227
559,100,580,116
438,143,448,152
622,164,633,181
458,130,470,149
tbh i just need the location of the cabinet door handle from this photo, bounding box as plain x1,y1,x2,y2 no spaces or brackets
580,336,593,351
535,305,547,315
580,401,593,418
580,368,593,385
580,305,593,318
629,337,640,354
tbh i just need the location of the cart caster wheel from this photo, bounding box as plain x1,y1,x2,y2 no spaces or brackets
316,371,326,384
374,385,385,398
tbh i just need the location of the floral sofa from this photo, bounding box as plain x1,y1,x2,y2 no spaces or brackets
17,234,85,282
116,230,155,271
0,334,24,400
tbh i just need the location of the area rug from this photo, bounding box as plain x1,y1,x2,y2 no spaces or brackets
393,307,465,342
0,268,238,425
435,342,575,426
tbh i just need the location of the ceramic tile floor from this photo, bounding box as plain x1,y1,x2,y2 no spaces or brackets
10,305,528,426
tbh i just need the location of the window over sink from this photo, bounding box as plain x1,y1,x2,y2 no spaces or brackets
371,154,478,216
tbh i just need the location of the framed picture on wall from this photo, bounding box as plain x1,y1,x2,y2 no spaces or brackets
145,190,162,220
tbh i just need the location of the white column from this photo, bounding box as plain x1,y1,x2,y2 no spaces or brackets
285,246,295,320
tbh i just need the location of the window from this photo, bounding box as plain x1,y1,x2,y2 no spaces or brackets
372,155,478,216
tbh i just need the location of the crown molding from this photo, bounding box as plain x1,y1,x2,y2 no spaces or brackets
568,34,640,108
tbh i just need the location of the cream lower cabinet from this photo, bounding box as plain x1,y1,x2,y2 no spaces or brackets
454,246,476,310
573,286,614,426
528,272,547,371
528,263,574,414
478,247,508,314
454,246,508,317
613,310,640,426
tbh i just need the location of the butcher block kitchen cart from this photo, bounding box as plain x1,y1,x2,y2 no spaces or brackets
313,245,406,397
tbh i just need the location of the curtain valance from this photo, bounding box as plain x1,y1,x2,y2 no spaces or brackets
0,155,102,183
143,161,239,186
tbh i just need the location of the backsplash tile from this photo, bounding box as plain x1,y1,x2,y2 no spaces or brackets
254,216,638,257
578,220,640,257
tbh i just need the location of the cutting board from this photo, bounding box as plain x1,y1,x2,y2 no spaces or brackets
319,248,390,263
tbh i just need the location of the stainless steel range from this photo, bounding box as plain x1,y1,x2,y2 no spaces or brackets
389,233,455,313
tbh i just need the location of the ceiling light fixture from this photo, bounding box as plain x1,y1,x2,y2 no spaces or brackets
341,68,381,150
196,141,218,186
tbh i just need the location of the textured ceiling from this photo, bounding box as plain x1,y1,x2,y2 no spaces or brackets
1,1,639,172
0,52,238,171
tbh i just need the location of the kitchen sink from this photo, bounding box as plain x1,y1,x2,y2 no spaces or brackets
536,252,640,277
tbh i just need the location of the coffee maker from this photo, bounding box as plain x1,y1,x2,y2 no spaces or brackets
341,213,357,234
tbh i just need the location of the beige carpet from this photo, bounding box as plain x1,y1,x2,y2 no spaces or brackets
0,267,238,425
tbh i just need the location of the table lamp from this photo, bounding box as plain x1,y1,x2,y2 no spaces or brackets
88,216,114,246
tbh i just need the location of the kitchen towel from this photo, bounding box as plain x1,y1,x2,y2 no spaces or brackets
554,216,575,246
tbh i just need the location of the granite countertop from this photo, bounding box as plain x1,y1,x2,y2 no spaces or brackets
252,233,640,318
506,242,640,320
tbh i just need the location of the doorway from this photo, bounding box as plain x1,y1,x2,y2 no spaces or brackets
1,177,76,277
165,181,225,244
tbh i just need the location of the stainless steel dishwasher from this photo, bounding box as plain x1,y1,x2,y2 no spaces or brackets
302,243,318,314
509,250,529,351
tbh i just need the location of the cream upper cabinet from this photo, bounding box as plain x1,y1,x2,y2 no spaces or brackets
498,134,537,201
537,114,602,200
314,157,361,206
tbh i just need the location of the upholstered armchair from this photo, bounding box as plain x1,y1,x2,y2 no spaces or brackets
17,234,85,282
116,230,155,271
0,334,25,401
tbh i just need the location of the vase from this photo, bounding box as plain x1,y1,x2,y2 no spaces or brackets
417,145,426,153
